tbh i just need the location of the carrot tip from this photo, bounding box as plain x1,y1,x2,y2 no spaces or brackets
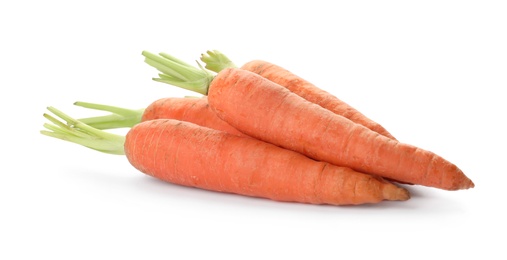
383,184,411,201
461,178,475,190
448,173,475,190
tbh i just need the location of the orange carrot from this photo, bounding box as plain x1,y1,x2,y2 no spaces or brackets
141,97,244,136
41,108,410,205
76,97,245,136
142,51,474,191
74,96,244,136
200,50,396,140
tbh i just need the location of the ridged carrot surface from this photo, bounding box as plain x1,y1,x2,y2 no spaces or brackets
141,97,245,136
240,60,396,140
124,119,410,205
76,97,245,137
199,50,396,140
43,108,409,205
207,68,474,191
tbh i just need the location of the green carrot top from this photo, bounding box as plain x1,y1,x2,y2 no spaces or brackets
142,51,215,95
41,106,127,155
73,101,144,130
199,50,237,73
141,50,238,95
42,50,239,154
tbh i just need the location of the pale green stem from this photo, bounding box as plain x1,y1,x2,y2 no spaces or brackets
74,101,144,129
40,107,126,155
142,50,215,95
200,50,237,73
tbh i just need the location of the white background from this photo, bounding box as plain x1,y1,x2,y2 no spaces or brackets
2,1,506,259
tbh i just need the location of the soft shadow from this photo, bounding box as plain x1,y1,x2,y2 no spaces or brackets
69,167,470,215
129,176,445,213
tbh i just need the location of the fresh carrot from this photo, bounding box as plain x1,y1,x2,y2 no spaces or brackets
41,107,410,205
200,50,396,140
74,97,245,136
142,51,474,191
141,97,245,136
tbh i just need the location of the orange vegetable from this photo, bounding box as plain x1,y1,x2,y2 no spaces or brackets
142,97,244,136
142,51,474,190
76,97,244,136
41,108,410,205
200,50,396,140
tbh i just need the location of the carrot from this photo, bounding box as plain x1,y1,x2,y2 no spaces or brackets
75,97,245,136
200,50,396,140
40,107,410,205
142,51,474,191
141,96,244,136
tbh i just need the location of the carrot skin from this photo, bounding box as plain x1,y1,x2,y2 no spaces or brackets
141,97,245,137
124,119,410,205
241,60,397,140
207,68,474,191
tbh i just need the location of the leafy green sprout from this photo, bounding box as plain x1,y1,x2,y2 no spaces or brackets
141,51,215,95
41,50,236,155
41,106,126,155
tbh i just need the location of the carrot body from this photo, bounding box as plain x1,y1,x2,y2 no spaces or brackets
207,68,474,190
76,97,246,137
124,119,409,205
240,60,396,140
141,97,245,136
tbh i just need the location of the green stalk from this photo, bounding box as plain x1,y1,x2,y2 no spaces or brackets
41,107,126,155
200,50,237,73
142,50,215,95
74,101,144,129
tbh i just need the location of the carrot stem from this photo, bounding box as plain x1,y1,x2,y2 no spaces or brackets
141,51,215,95
200,50,237,73
74,101,144,129
41,107,126,155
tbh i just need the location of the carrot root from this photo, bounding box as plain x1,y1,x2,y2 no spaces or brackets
141,50,474,191
125,119,410,205
40,107,410,205
206,68,474,191
200,50,397,140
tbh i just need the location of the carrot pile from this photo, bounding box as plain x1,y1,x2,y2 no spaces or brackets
40,49,474,206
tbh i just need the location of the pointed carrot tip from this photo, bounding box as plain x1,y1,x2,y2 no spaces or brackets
452,174,475,190
444,168,475,190
383,184,411,201
463,178,475,189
